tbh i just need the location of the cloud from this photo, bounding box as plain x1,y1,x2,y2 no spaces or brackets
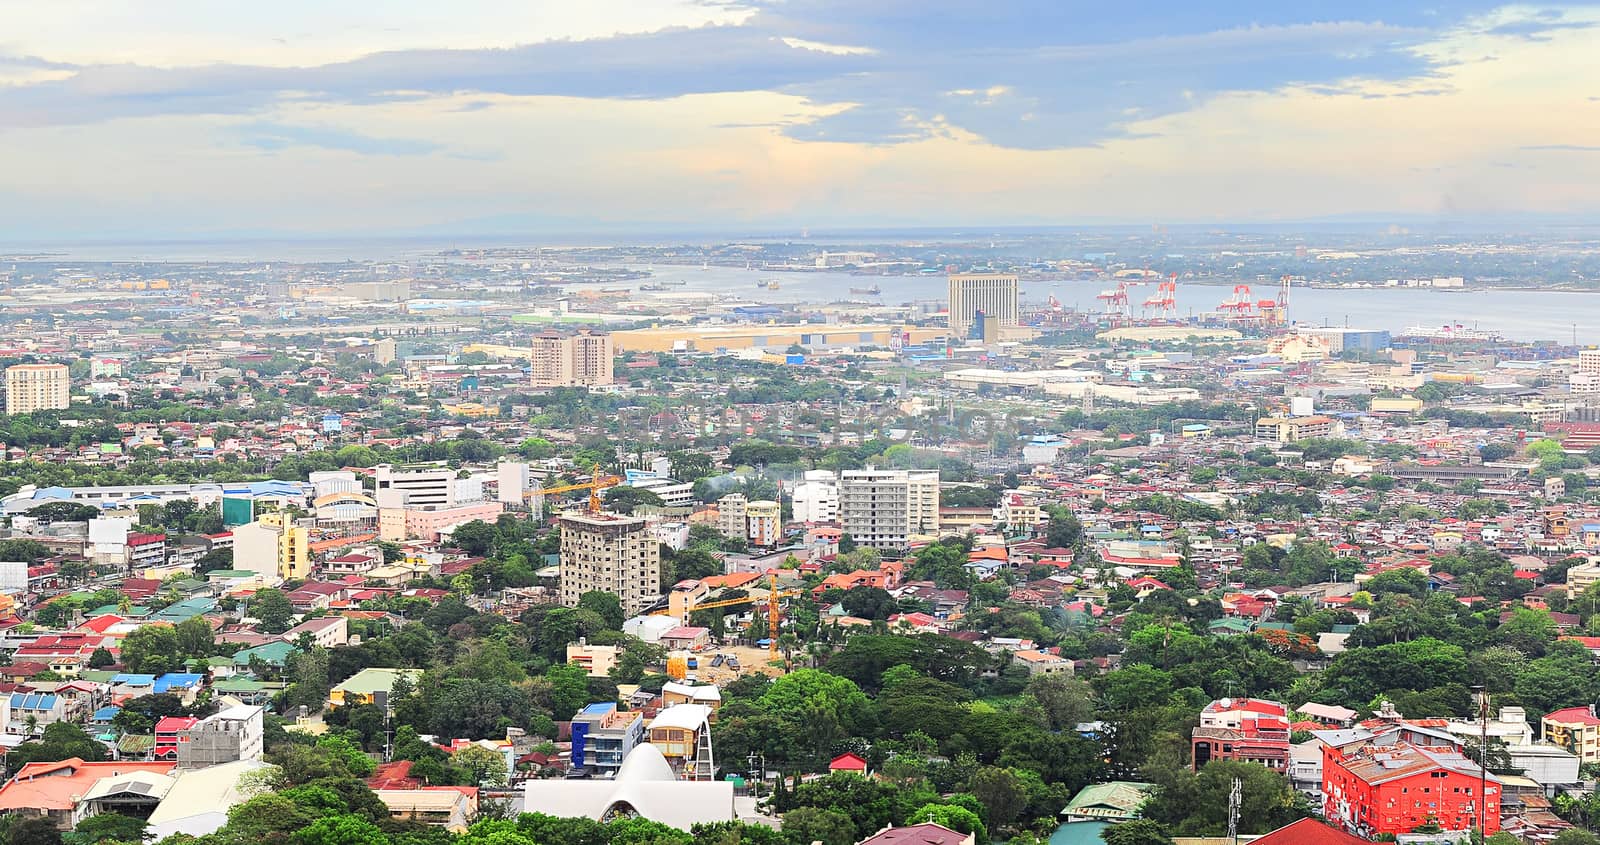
230,122,447,156
0,2,1573,151
1521,144,1600,152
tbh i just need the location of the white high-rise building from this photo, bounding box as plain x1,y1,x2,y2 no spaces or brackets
559,511,661,616
838,468,940,551
498,462,532,505
947,273,1019,340
791,470,840,524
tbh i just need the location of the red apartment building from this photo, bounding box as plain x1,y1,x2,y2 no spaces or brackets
1322,741,1500,837
1192,698,1291,771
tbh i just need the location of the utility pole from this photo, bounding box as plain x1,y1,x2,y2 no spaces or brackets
1473,683,1488,838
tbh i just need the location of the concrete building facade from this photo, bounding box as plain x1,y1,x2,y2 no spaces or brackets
559,512,661,616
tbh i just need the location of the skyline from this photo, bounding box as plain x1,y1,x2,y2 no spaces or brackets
4,2,1600,239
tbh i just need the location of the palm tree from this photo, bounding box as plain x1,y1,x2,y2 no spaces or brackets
24,715,38,738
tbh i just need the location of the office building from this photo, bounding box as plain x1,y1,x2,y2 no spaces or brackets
497,462,531,506
838,469,939,551
5,363,71,413
791,470,839,524
570,702,645,779
947,273,1018,340
374,465,456,509
530,332,614,389
559,512,661,616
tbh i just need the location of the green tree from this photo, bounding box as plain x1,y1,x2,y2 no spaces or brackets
577,591,625,630
292,813,387,845
116,624,181,675
779,807,857,845
451,744,509,787
603,486,665,515
546,661,591,721
450,520,499,556
251,588,296,634
969,767,1028,830
905,804,987,845
67,813,146,845
1100,820,1175,845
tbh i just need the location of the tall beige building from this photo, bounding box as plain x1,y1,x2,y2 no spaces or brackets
559,511,661,616
530,332,614,389
948,273,1019,339
4,363,71,413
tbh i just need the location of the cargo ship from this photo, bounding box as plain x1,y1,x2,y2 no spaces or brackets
849,285,882,295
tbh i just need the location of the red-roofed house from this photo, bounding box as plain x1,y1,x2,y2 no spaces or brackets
0,758,179,826
829,752,868,774
1249,818,1373,845
1322,742,1500,837
1192,698,1290,771
1543,706,1600,763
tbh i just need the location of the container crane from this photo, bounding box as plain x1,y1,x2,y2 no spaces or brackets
530,463,622,513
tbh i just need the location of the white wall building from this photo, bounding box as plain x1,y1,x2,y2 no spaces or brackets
791,470,839,524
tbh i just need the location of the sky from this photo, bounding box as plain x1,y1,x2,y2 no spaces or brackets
3,1,1600,239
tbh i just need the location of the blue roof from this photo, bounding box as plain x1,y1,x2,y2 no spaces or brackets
11,693,58,710
92,705,122,721
111,673,156,686
580,702,616,715
154,673,204,693
30,486,73,501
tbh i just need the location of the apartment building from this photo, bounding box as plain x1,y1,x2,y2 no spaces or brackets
947,273,1019,340
838,468,939,551
559,511,661,616
4,363,71,413
1254,415,1339,443
530,332,614,389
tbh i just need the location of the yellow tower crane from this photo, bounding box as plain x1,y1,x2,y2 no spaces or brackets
531,463,622,513
652,574,802,661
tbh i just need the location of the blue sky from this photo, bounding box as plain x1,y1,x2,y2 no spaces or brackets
1,1,1598,238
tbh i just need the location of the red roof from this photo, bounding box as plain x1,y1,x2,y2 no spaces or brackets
1250,818,1371,845
127,533,167,546
1546,706,1600,727
828,752,868,772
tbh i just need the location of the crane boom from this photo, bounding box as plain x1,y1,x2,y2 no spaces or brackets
530,464,621,513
